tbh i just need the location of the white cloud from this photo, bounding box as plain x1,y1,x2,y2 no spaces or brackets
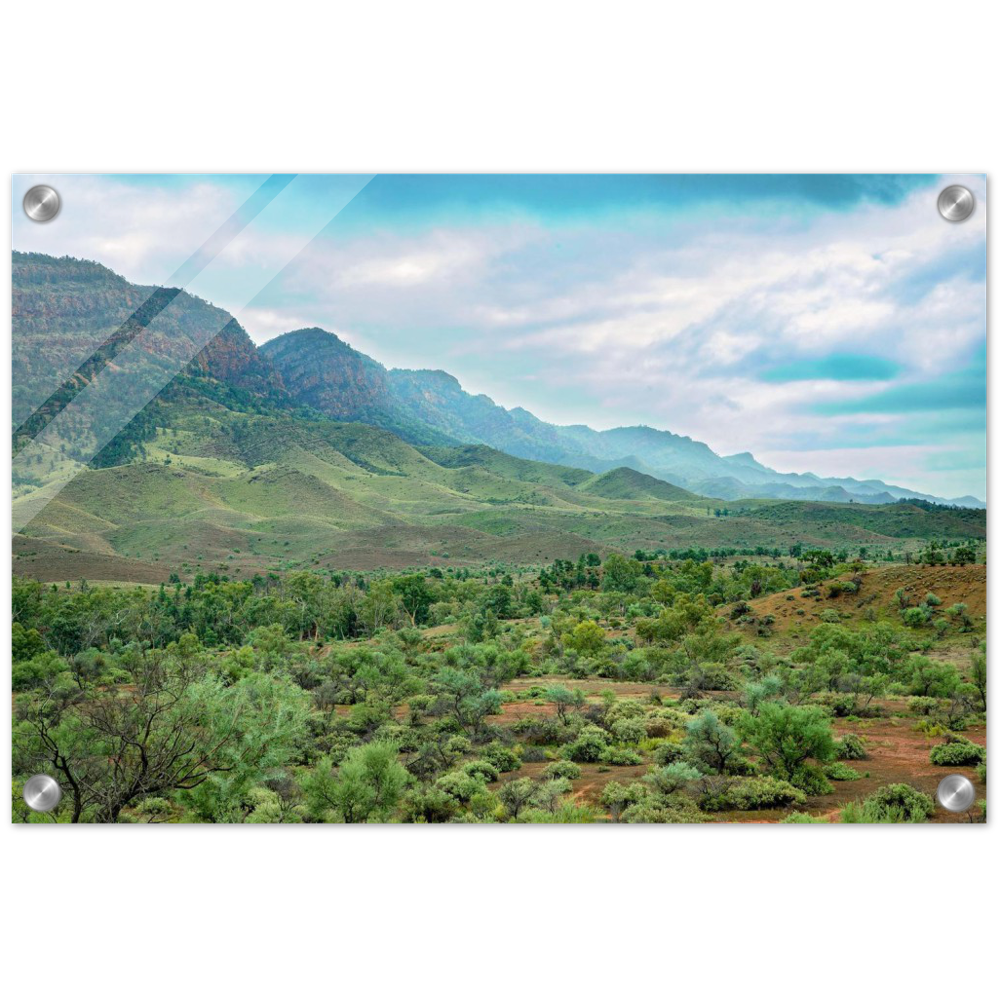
13,173,986,497
13,176,241,284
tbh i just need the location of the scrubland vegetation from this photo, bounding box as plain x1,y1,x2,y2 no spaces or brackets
12,546,986,824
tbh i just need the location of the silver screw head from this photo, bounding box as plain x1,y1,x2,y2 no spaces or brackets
23,774,63,812
23,184,61,223
937,184,975,223
936,773,976,813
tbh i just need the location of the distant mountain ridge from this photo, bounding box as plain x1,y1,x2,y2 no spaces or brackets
261,327,983,508
12,252,983,509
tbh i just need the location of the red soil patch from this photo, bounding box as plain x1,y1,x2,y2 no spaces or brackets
744,563,986,641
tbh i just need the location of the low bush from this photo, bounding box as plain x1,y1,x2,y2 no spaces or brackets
835,734,868,760
436,770,488,803
602,747,643,766
563,725,609,763
929,737,985,767
781,811,826,823
611,717,648,744
462,760,500,782
481,742,522,772
825,761,861,781
789,764,834,796
699,776,807,812
620,797,705,824
839,784,935,823
651,741,685,766
543,760,581,781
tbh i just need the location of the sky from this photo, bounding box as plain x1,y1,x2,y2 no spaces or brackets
12,172,987,500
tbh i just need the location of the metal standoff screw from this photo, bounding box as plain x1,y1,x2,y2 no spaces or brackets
23,184,61,222
937,184,975,223
23,774,63,812
936,774,975,813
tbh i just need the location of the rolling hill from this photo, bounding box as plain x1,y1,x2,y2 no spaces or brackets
11,252,986,583
579,467,700,503
13,384,986,583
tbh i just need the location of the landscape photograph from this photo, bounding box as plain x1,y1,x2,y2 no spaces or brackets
11,172,987,824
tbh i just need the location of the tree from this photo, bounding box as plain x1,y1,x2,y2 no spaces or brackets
481,584,513,619
601,554,640,593
394,574,434,626
498,777,538,820
970,647,987,712
737,703,835,784
804,550,835,569
358,580,400,635
14,664,309,823
905,656,960,698
563,620,606,655
683,710,742,774
546,684,585,724
301,742,408,823
432,667,502,736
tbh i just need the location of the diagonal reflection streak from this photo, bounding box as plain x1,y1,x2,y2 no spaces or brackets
12,173,375,534
14,174,297,445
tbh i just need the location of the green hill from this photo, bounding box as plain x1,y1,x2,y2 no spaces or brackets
580,467,700,503
13,383,986,583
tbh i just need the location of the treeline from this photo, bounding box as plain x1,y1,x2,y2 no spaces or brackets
13,550,843,659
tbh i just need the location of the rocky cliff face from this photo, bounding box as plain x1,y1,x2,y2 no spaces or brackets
12,252,285,430
188,319,286,396
260,328,392,421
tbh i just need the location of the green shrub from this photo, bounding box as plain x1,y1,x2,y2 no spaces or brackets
519,803,597,823
929,737,985,766
824,761,861,781
644,761,702,795
790,764,834,796
462,759,500,782
564,725,609,762
602,747,643,766
611,717,648,744
481,742,522,772
600,780,646,820
402,786,459,823
543,760,581,781
651,740,685,766
781,811,827,823
840,784,934,823
445,735,472,756
435,770,487,803
620,797,705,823
699,776,807,812
835,734,867,760
737,702,836,782
11,652,70,691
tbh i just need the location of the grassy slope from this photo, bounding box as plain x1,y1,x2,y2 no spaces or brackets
13,388,988,583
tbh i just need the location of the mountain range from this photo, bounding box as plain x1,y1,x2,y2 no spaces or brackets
13,251,983,509
11,251,986,582
258,327,983,509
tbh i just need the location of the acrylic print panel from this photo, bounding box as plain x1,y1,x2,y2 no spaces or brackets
11,174,986,825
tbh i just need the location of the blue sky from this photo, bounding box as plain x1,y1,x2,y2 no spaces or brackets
13,172,987,499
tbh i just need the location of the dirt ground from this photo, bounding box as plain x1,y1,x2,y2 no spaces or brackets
493,676,986,824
